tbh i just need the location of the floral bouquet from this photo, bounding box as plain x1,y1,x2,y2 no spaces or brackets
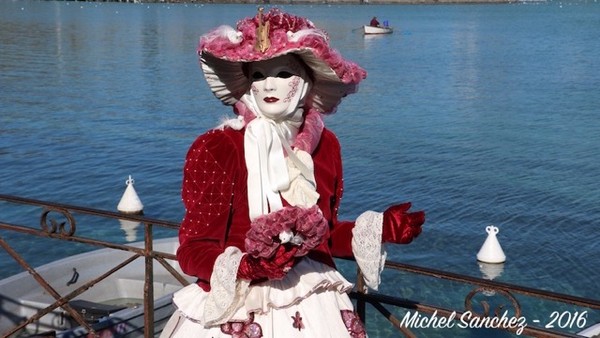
245,205,328,259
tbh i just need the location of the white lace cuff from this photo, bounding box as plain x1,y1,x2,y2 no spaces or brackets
202,246,250,325
351,211,387,291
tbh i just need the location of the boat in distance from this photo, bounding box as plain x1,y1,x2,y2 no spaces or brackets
363,25,394,35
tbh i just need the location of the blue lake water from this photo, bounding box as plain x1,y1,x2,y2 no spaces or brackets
1,1,599,336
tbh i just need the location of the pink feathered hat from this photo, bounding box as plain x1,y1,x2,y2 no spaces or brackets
198,8,367,114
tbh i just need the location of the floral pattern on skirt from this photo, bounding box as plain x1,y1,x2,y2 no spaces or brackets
220,313,263,338
341,310,367,338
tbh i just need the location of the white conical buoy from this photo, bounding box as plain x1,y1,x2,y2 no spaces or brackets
476,225,506,264
117,175,144,214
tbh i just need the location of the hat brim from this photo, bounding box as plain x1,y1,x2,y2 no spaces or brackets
201,48,360,114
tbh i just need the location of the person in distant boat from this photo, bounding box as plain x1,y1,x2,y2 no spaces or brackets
370,16,380,27
161,8,425,338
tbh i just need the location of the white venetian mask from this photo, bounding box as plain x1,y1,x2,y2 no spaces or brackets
247,55,310,121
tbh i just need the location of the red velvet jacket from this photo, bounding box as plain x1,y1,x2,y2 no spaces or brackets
177,127,356,290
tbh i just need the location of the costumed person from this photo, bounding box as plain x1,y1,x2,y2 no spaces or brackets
161,8,425,338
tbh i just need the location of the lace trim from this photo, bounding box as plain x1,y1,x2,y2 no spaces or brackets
351,211,386,291
203,246,250,325
243,258,353,315
172,258,352,326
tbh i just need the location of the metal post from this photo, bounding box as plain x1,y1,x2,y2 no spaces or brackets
144,222,154,337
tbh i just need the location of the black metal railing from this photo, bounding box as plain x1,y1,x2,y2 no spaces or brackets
1,194,599,338
0,194,189,338
350,261,600,337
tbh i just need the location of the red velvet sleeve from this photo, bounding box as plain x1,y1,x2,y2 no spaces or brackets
320,130,356,259
176,130,240,285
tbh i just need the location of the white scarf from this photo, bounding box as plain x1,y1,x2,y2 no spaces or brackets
242,78,317,220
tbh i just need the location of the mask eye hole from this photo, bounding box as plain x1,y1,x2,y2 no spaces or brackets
251,71,266,81
277,71,294,79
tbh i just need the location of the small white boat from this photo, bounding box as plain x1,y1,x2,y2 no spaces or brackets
363,25,394,35
0,237,193,337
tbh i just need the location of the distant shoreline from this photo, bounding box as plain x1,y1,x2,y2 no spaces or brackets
131,0,520,4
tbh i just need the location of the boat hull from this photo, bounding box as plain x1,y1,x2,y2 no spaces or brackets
0,237,192,337
363,25,393,35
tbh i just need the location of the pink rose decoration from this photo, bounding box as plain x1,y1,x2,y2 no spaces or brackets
245,205,328,259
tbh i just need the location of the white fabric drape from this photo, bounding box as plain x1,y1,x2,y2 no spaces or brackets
241,76,313,220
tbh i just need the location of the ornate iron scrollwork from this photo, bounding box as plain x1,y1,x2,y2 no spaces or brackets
465,287,522,318
40,207,76,236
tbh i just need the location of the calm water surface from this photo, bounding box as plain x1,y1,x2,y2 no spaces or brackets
1,1,599,336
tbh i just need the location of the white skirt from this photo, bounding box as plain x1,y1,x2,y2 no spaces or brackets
160,258,367,338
